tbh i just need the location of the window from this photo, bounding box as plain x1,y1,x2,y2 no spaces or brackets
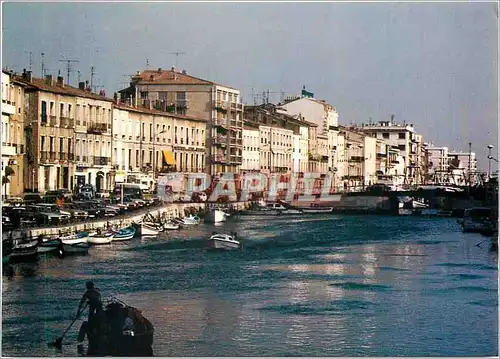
60,103,64,117
136,150,139,167
59,137,64,153
41,136,45,152
68,138,72,154
398,132,406,139
68,104,72,118
398,144,406,151
41,101,47,123
50,102,54,115
382,133,389,139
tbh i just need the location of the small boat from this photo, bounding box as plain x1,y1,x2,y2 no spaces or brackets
60,232,90,245
204,209,227,224
87,232,114,244
36,238,62,254
111,226,136,241
9,239,39,261
462,208,495,233
180,215,201,225
141,222,160,236
62,241,93,255
299,206,333,214
163,221,180,230
206,232,241,250
78,298,154,356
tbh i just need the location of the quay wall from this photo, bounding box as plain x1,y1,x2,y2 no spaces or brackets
19,202,251,239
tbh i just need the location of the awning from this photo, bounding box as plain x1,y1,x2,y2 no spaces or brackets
162,151,176,166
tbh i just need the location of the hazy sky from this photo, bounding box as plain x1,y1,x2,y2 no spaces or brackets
2,2,498,171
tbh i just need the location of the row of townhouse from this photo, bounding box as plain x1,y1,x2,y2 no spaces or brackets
2,65,479,197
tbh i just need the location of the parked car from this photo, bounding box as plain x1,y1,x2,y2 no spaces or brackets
28,204,71,226
62,203,89,220
23,193,43,205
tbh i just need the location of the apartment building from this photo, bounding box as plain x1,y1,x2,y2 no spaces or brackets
356,116,425,184
447,150,478,185
426,145,450,184
307,125,329,173
338,126,365,191
112,104,206,185
241,125,260,172
280,87,340,173
2,70,26,196
17,72,114,193
244,103,307,174
118,67,243,175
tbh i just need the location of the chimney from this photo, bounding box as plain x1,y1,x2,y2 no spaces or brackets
57,76,64,87
181,69,187,75
79,82,85,90
45,74,53,86
26,71,32,82
157,68,162,72
171,66,175,72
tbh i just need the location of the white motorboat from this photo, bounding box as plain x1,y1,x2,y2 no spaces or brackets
87,232,114,244
60,232,90,245
182,215,201,225
141,222,160,236
204,209,227,223
163,221,180,230
206,232,241,250
300,206,333,214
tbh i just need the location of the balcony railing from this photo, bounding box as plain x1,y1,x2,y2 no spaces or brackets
350,156,365,162
94,156,110,166
60,117,74,128
59,152,68,161
211,154,227,163
230,155,243,163
41,114,48,125
213,135,227,146
68,153,75,161
49,115,57,126
40,151,56,162
230,138,242,146
87,123,108,134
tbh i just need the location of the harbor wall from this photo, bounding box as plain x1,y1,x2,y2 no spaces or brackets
17,202,251,239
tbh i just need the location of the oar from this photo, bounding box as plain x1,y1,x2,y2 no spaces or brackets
49,306,86,349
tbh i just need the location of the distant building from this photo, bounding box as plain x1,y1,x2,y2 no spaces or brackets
1,70,26,197
241,125,260,172
447,151,478,186
118,67,243,175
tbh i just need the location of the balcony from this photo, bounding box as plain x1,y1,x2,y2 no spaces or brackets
40,114,48,125
1,142,16,156
376,152,387,158
214,118,228,127
230,138,242,146
94,156,110,166
87,123,108,134
350,156,365,162
229,119,242,128
230,154,243,163
59,152,68,161
40,151,56,163
60,117,74,128
49,115,57,126
213,135,227,146
68,153,75,161
211,154,226,164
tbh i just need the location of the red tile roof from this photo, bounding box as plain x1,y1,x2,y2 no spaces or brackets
14,76,113,102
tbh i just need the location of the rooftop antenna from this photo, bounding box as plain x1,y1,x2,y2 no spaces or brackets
167,51,186,69
77,70,81,84
58,57,79,85
24,51,33,71
146,59,150,69
41,52,45,77
90,66,96,91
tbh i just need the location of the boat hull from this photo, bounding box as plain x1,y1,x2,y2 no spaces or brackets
87,235,114,244
141,224,160,236
206,239,241,250
10,240,39,261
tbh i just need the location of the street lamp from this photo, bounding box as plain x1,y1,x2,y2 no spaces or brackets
487,155,498,163
487,145,494,180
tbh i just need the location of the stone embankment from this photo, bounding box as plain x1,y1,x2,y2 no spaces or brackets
16,201,250,239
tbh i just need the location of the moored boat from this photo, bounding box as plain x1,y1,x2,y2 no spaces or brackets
9,239,39,261
141,222,160,236
2,239,13,264
111,226,136,241
60,232,89,245
180,214,201,225
87,232,114,244
61,241,93,255
36,238,62,254
206,232,241,250
163,221,180,230
299,206,333,214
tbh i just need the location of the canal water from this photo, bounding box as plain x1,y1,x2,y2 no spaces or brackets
2,215,498,356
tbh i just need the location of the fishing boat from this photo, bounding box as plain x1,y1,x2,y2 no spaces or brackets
204,209,227,224
87,231,114,244
111,226,136,241
141,222,160,236
61,241,93,255
36,238,62,254
9,238,39,261
77,298,154,356
206,232,241,250
60,232,90,245
181,214,201,225
163,221,180,230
